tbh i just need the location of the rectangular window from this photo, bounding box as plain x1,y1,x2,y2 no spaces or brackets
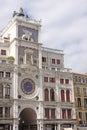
57,59,60,64
45,108,49,118
5,87,10,98
5,107,10,117
78,112,82,124
83,88,87,96
52,59,55,64
67,109,71,119
19,56,23,64
4,37,10,43
49,77,55,83
84,99,87,108
0,85,3,98
44,89,49,101
0,71,4,77
42,57,46,62
77,98,81,107
61,90,65,102
6,72,10,78
51,108,55,118
76,87,81,95
78,77,81,82
0,107,3,117
33,59,37,64
86,78,87,83
26,54,31,64
60,79,64,84
2,60,6,64
62,109,66,119
85,112,87,123
65,79,69,84
51,68,55,71
82,77,85,83
44,77,48,82
74,76,78,82
1,50,6,55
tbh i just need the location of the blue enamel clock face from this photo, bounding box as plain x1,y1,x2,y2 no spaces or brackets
24,82,32,92
21,78,35,95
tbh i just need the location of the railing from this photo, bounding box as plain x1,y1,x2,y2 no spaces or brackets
0,114,13,118
42,47,64,54
0,59,14,65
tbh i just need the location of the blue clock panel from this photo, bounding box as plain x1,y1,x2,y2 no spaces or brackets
21,78,35,95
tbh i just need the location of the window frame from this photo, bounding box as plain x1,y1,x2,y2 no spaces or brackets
42,57,46,62
52,58,55,64
1,50,6,55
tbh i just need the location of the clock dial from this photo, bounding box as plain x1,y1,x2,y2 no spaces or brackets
21,78,35,95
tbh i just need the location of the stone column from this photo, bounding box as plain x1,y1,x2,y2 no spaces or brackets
40,122,43,130
57,124,60,130
3,107,4,118
13,123,18,130
9,125,12,130
3,84,5,98
38,44,42,69
55,124,57,130
37,121,43,130
12,122,18,130
64,90,66,102
11,125,13,130
37,122,40,130
13,66,18,99
38,25,41,43
74,124,77,130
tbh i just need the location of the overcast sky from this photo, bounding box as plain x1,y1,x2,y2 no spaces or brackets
0,0,87,74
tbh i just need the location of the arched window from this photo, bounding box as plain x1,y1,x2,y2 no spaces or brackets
61,90,65,102
45,108,49,118
62,109,66,119
44,89,49,101
0,84,3,98
51,108,55,118
66,90,70,102
5,107,10,117
50,88,55,101
67,109,71,119
5,85,10,98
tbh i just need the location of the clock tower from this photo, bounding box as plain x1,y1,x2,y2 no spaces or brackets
1,8,43,130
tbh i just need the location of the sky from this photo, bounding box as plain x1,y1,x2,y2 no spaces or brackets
0,0,87,74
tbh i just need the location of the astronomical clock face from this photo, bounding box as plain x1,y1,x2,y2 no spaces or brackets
21,78,35,95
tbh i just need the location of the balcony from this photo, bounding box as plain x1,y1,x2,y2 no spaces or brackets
0,116,13,124
83,93,87,97
43,82,55,88
76,93,82,96
0,58,15,66
60,102,74,107
0,77,12,83
60,118,76,123
0,114,13,119
44,116,56,121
